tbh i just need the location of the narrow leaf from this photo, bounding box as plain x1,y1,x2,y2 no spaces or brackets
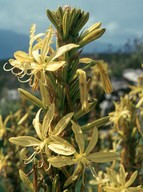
19,170,34,191
81,116,110,131
18,88,44,108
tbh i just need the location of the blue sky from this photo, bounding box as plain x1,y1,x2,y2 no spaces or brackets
0,0,143,47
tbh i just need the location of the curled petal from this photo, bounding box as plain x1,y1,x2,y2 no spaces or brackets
3,62,14,71
18,76,32,83
20,148,37,164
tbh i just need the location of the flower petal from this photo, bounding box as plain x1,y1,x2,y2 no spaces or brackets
42,103,55,137
96,62,113,94
52,112,74,136
49,43,79,61
48,136,75,155
9,136,41,147
48,156,76,168
119,164,126,186
85,127,98,155
41,27,53,61
125,170,138,188
32,50,41,63
46,61,66,71
87,152,118,163
14,51,33,62
106,168,120,187
33,109,43,140
71,120,85,154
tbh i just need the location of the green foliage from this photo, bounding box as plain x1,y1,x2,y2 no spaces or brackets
1,5,143,192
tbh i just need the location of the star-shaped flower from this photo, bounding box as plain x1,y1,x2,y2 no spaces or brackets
104,164,142,192
9,104,75,163
48,121,117,187
109,97,131,131
4,25,78,89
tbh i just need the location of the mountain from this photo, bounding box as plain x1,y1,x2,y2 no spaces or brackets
83,40,122,53
0,30,122,60
0,30,29,60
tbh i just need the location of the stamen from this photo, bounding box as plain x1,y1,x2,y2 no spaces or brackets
3,62,13,71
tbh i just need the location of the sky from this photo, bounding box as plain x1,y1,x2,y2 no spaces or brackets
0,0,143,49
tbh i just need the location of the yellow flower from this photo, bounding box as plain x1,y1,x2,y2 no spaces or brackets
4,24,78,89
109,97,131,130
104,164,142,192
48,121,117,187
79,58,112,94
9,104,75,163
96,61,113,94
0,150,8,173
89,170,109,185
0,114,11,138
76,69,89,110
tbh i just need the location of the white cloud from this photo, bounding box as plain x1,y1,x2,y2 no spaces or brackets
0,0,143,46
105,22,119,33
